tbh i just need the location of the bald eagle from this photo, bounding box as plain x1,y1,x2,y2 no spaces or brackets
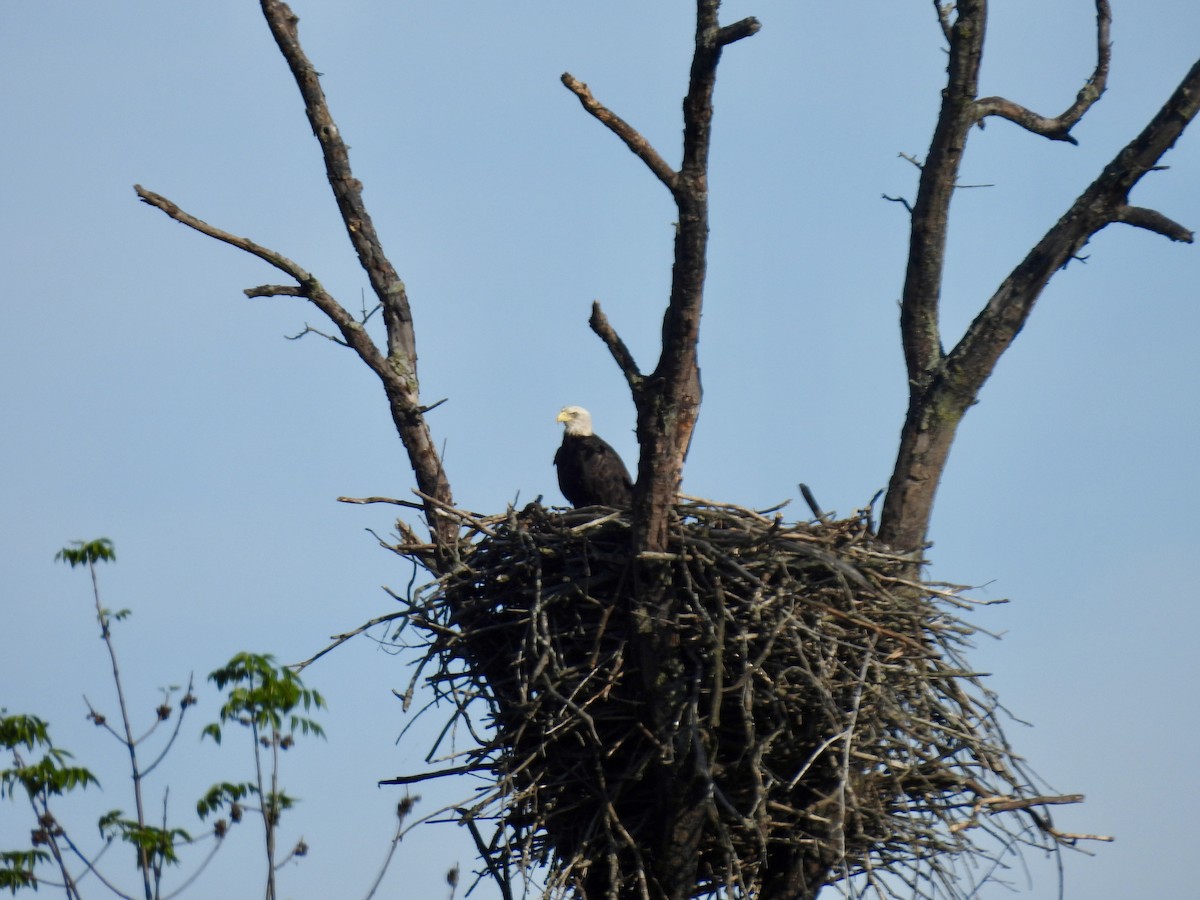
554,406,634,508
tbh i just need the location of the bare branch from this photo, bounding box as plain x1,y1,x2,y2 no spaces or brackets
1113,204,1194,242
589,301,643,392
291,610,407,671
337,495,426,508
253,1,459,561
715,17,761,47
559,73,679,190
285,323,350,346
246,284,305,298
379,765,481,786
135,186,311,284
136,184,391,379
260,0,413,364
143,1,463,563
974,1,1111,143
562,3,759,559
624,0,758,555
983,793,1084,813
882,193,914,215
973,98,1081,144
952,55,1200,375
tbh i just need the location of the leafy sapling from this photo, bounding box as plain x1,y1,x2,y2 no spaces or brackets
200,653,325,900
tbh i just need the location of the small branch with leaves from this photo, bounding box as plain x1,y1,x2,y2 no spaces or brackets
0,541,227,900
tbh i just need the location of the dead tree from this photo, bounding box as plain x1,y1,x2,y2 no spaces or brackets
137,1,1198,898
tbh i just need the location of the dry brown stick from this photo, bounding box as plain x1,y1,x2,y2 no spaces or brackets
1044,826,1114,844
378,764,481,786
589,300,643,393
292,610,408,671
677,493,788,523
338,495,426,509
560,74,678,191
412,490,497,537
981,792,1085,812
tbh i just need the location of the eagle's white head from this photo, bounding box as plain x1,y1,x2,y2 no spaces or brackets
556,405,594,437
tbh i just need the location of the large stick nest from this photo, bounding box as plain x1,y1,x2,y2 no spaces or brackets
387,498,1089,899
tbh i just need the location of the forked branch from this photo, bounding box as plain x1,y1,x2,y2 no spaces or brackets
135,186,388,378
879,3,1200,553
565,0,759,553
950,56,1200,379
899,0,1110,389
137,0,457,564
258,0,416,367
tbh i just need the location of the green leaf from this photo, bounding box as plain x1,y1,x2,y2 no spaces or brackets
2,752,99,799
54,538,116,568
0,849,48,894
0,715,51,752
196,782,256,820
98,816,192,868
200,723,222,745
206,653,326,741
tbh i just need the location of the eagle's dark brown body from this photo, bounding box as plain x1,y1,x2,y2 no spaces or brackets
554,406,633,508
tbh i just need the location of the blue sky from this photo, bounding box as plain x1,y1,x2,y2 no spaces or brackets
2,2,1198,898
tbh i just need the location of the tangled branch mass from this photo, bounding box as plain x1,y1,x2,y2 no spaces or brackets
386,498,1090,899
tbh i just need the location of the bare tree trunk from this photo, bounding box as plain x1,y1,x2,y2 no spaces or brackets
567,5,763,896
